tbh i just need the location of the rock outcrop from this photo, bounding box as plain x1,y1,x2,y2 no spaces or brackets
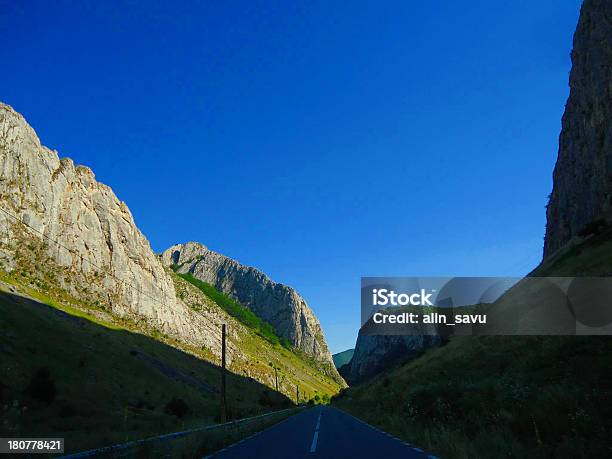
332,348,354,369
161,242,338,374
0,102,347,394
0,102,231,354
544,0,612,258
344,334,440,384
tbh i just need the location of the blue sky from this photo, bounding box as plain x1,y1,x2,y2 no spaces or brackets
1,1,582,353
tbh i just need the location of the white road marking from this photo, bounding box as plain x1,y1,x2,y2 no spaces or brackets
310,431,319,453
331,407,438,456
310,409,323,453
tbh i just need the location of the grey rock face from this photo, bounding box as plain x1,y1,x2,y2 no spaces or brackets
161,242,338,373
545,0,612,257
0,102,225,356
345,333,440,384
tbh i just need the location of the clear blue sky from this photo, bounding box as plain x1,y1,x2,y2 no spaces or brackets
1,1,582,353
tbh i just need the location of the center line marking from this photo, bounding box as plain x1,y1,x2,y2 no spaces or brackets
310,409,323,453
310,431,319,453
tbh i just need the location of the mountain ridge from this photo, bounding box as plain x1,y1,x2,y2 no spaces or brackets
161,241,342,382
0,101,343,398
332,348,354,369
544,0,612,258
336,3,612,457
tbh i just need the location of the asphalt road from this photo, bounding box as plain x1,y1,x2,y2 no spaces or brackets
206,406,436,459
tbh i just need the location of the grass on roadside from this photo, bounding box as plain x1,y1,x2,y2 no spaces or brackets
164,408,304,458
335,220,612,459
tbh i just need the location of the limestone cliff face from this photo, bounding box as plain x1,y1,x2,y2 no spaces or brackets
544,0,612,257
0,102,346,394
161,242,337,371
0,102,227,355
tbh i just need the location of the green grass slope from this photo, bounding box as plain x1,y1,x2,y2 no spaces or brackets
171,271,344,397
0,288,292,455
335,227,612,458
0,236,343,454
176,272,292,349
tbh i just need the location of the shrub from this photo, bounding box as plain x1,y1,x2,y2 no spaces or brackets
258,390,290,409
164,398,189,419
25,367,56,404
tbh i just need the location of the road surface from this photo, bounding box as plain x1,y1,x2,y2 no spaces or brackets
206,406,436,459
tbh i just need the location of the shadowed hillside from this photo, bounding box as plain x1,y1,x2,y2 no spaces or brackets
0,288,294,455
334,217,612,458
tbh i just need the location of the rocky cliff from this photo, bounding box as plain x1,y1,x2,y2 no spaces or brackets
544,0,612,257
0,102,344,394
344,334,440,384
0,102,225,354
161,242,338,373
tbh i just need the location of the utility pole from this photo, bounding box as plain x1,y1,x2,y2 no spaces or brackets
296,385,299,405
274,366,279,392
220,324,227,423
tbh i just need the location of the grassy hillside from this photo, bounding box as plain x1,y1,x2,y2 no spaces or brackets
0,287,292,455
176,272,292,349
0,239,342,454
335,227,612,458
171,271,344,397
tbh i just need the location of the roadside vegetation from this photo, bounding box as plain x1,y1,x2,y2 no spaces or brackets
335,221,612,458
0,285,292,455
169,408,302,458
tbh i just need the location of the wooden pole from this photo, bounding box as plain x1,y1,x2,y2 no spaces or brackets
221,324,227,423
275,367,279,392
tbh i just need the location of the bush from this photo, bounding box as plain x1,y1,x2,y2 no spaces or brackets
25,367,56,404
164,398,189,419
258,390,290,409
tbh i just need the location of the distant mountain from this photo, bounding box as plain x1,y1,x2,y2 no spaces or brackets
344,335,440,384
161,242,344,385
332,349,354,369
